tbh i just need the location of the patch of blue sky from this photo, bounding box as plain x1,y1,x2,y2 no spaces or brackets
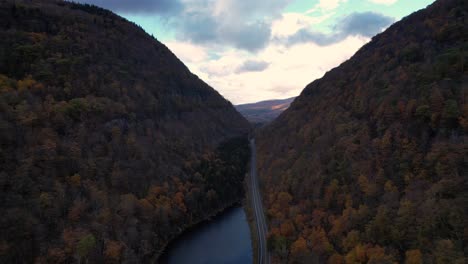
121,14,175,41
285,0,436,34
121,0,436,46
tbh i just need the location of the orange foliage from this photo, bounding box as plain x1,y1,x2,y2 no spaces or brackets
328,253,345,264
290,236,309,255
174,192,186,212
68,201,87,222
405,249,422,264
280,220,295,237
104,240,124,261
68,174,81,187
345,244,393,264
62,228,87,253
294,214,306,229
308,227,333,255
277,192,293,208
47,247,67,263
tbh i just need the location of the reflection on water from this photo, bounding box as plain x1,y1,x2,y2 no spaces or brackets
161,206,253,264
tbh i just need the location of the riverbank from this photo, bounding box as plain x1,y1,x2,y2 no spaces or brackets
159,203,253,264
244,172,260,264
151,137,251,262
154,198,245,262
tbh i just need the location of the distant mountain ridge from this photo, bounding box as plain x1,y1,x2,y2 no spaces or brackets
257,0,467,263
236,97,296,124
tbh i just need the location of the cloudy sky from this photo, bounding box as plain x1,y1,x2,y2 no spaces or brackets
77,0,435,104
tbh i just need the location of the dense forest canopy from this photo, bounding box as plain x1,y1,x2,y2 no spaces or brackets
257,0,467,263
0,0,250,263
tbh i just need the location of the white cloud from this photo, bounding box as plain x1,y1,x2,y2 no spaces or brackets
368,0,398,5
175,0,293,51
165,41,208,63
271,12,333,37
307,0,348,13
154,0,401,105
166,35,369,104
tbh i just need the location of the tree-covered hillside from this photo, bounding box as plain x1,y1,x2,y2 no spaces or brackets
257,0,467,263
0,0,250,262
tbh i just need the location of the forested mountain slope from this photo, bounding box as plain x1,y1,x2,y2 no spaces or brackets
0,0,250,262
257,0,467,263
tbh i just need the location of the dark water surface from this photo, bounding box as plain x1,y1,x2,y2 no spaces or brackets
161,206,253,264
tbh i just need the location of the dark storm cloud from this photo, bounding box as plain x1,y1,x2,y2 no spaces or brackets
280,12,395,46
236,60,270,74
74,0,183,14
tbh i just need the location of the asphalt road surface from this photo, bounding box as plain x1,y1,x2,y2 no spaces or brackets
249,139,270,264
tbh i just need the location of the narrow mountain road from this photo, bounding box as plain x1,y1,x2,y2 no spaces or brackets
249,139,270,264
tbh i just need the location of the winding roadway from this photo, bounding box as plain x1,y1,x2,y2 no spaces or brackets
249,138,270,264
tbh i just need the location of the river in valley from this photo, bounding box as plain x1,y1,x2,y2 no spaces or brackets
161,206,253,264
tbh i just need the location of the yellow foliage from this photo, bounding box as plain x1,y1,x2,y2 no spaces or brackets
0,74,14,92
39,192,52,208
17,75,43,92
358,175,377,197
384,180,398,193
342,230,360,251
345,244,366,264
